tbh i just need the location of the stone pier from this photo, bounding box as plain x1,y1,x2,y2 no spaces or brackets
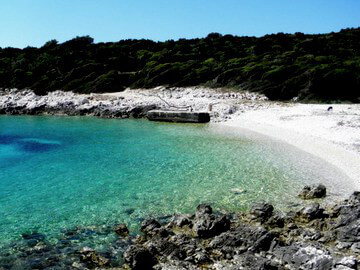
147,110,210,123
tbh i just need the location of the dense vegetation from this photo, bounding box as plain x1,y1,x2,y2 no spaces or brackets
0,28,360,101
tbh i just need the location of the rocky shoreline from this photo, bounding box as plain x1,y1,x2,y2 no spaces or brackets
1,185,360,270
0,87,269,122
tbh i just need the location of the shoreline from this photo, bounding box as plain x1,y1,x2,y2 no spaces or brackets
1,87,359,188
218,103,360,190
2,88,359,183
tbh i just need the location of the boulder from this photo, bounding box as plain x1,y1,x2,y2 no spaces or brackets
141,219,161,236
168,214,192,228
335,204,360,228
337,220,360,243
145,237,184,260
335,256,357,269
299,184,327,199
277,244,333,270
252,231,276,252
299,203,325,221
123,245,157,270
266,211,285,228
349,191,360,203
195,204,212,217
208,231,243,250
293,245,333,270
193,214,230,238
250,202,274,223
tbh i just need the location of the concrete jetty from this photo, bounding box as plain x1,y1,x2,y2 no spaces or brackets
147,110,210,123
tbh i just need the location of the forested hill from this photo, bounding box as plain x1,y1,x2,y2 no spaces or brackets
1,28,360,102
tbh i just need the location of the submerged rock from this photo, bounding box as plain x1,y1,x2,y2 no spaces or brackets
114,224,129,237
21,232,46,247
80,247,110,268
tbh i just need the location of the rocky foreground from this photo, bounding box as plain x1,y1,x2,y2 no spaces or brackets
1,185,360,270
0,87,268,122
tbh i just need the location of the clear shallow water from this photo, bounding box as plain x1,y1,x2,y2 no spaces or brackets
0,116,352,247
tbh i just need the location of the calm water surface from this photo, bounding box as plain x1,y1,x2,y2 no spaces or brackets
0,115,352,247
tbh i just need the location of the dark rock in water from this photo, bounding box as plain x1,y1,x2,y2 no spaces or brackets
124,208,135,215
193,214,230,238
168,214,192,228
21,232,46,247
21,232,46,241
141,219,162,236
28,257,47,269
195,204,213,217
349,191,360,203
250,202,274,223
114,224,129,237
299,184,327,199
157,215,173,224
193,204,229,238
299,203,326,221
80,247,110,268
123,245,157,270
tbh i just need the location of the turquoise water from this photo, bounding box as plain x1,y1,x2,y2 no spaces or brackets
0,116,352,247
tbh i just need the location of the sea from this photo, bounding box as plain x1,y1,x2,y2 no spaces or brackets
0,115,353,248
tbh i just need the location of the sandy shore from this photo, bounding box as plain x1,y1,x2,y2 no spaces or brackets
218,103,360,189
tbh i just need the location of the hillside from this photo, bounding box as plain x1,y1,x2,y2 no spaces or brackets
0,28,359,102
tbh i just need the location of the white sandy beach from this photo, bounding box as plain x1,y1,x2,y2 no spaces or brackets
220,103,360,189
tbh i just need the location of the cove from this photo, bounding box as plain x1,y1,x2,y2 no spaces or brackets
0,115,352,248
